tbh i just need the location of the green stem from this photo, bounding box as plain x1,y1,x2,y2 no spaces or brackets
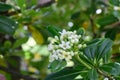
76,55,91,69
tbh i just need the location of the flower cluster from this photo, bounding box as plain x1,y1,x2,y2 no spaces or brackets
48,29,87,62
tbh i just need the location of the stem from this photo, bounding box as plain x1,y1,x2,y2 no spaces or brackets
97,68,113,80
75,55,91,69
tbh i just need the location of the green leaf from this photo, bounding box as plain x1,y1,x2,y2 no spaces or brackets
109,0,120,6
100,62,120,76
0,2,12,12
46,25,61,37
77,28,85,35
97,38,113,61
84,38,112,63
86,69,98,80
84,44,97,61
105,29,118,40
12,37,28,48
14,0,26,11
48,60,66,72
45,67,81,80
96,14,118,28
0,16,18,35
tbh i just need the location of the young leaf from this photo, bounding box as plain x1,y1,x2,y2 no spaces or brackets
0,16,18,35
45,67,82,80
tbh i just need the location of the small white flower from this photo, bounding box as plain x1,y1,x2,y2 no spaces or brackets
66,61,74,67
59,29,68,36
62,51,72,61
78,44,82,48
59,41,71,50
70,51,74,56
104,77,109,80
82,44,87,48
48,43,54,51
49,55,55,62
54,36,59,40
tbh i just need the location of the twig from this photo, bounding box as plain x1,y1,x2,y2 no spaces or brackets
33,0,56,10
0,65,38,80
97,68,113,80
104,21,120,29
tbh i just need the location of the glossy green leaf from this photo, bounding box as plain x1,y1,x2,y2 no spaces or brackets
48,60,66,72
0,2,12,12
12,37,28,48
84,38,112,63
0,16,18,35
45,67,81,80
100,62,120,76
97,39,113,61
96,14,118,28
86,69,98,80
84,44,97,61
46,25,61,37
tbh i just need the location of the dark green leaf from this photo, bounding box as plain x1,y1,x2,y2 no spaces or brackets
46,25,61,37
105,29,118,40
0,16,18,35
12,37,28,48
84,44,97,61
0,2,12,12
97,39,113,61
96,14,118,28
77,28,85,35
86,38,102,45
100,62,120,76
109,0,120,6
86,69,98,80
71,11,80,20
84,38,112,63
45,67,81,80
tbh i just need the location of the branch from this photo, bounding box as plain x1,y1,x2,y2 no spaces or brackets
33,0,56,9
0,65,38,80
97,68,113,80
104,21,120,29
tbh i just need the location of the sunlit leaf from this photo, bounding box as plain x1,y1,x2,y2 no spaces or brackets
28,26,44,44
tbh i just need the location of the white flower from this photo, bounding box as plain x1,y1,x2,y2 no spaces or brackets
48,43,54,51
66,61,74,67
82,44,87,48
104,77,109,80
48,29,87,63
78,44,82,48
49,55,55,62
59,41,71,50
62,51,72,61
54,36,59,40
59,29,68,36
